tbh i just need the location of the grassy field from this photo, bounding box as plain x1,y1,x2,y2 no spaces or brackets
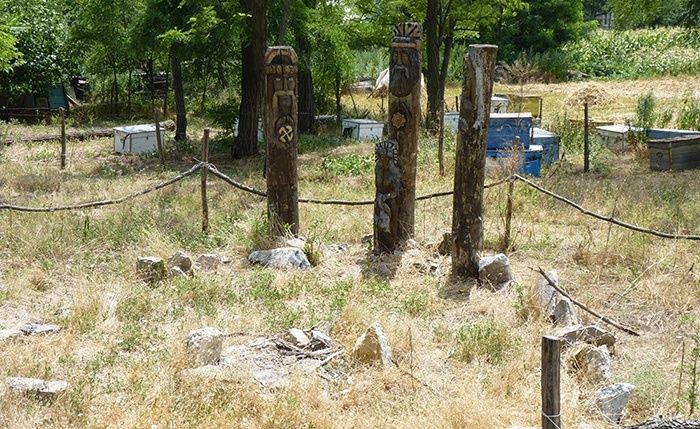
1,76,700,428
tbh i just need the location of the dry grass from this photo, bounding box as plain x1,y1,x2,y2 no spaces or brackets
0,77,699,428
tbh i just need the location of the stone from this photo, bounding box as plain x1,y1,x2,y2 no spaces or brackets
572,344,612,383
6,377,69,399
186,327,224,367
169,266,188,278
323,243,350,253
538,270,560,319
352,322,393,367
378,262,391,277
594,382,634,423
0,328,23,341
285,237,306,249
168,251,193,273
478,253,514,290
559,324,616,351
253,367,289,389
136,256,167,283
437,232,451,256
195,254,232,271
554,297,578,326
248,248,311,269
284,328,310,348
309,328,333,350
19,323,61,335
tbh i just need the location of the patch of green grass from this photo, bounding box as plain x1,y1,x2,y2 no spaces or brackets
319,153,373,176
400,290,431,317
166,277,235,317
321,279,354,314
117,290,155,323
453,319,517,364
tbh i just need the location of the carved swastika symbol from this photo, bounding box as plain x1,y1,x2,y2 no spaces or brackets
278,125,294,143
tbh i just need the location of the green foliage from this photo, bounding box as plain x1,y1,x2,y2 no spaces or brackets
636,92,657,131
453,319,517,364
565,28,700,79
679,97,700,131
0,21,21,73
320,153,374,176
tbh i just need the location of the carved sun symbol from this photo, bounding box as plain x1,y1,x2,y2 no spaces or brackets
392,112,407,129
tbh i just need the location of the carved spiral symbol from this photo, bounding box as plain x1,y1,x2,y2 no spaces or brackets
278,125,294,143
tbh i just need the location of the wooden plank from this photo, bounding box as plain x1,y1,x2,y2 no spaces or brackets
541,335,561,429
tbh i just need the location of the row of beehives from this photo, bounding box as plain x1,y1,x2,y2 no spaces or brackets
597,125,700,171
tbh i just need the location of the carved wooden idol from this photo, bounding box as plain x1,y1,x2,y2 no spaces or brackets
374,22,422,252
264,46,299,236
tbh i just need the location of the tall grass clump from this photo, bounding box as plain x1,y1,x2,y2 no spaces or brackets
565,28,700,79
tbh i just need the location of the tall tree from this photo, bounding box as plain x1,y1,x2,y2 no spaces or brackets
291,0,318,134
235,0,267,158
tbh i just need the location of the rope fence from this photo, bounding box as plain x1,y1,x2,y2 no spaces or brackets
2,162,700,244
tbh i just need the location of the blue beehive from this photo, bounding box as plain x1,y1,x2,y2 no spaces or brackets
485,145,542,177
532,127,560,166
487,113,533,150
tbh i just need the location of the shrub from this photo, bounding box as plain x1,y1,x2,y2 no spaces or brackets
453,319,516,364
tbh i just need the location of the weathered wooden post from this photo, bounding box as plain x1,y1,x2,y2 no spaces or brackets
583,102,590,173
374,22,422,252
59,108,66,169
502,177,515,251
154,108,165,169
438,102,445,176
264,46,299,236
541,335,562,429
201,128,210,233
451,44,498,279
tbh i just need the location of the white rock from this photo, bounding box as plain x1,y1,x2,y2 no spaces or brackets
248,248,311,269
594,382,634,423
6,377,69,398
19,323,61,335
253,368,289,388
0,329,23,341
168,251,193,273
573,344,612,383
196,254,231,271
479,254,514,290
169,266,188,278
378,262,391,277
554,297,578,326
186,327,224,367
136,256,167,283
352,322,393,367
285,238,306,249
284,328,310,348
538,270,559,318
559,325,616,351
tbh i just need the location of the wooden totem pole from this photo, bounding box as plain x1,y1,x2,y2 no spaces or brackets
374,22,422,253
452,44,498,279
264,46,299,236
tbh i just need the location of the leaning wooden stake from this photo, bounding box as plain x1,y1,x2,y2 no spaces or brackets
502,177,515,251
59,108,66,169
154,108,165,169
201,129,210,233
451,44,498,278
541,335,561,429
374,22,422,252
264,46,299,236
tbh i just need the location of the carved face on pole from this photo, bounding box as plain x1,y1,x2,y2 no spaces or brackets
389,23,422,99
265,47,298,146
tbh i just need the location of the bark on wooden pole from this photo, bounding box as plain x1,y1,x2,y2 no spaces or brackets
264,46,299,236
584,102,590,173
438,102,445,176
154,108,165,169
451,44,498,279
201,128,210,233
541,335,561,429
59,108,66,170
374,22,422,253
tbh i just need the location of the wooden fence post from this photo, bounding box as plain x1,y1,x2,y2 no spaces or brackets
502,177,515,251
201,128,210,233
59,108,66,169
264,46,299,236
451,44,498,279
373,22,422,252
541,335,562,429
154,108,165,169
583,102,590,173
439,102,445,176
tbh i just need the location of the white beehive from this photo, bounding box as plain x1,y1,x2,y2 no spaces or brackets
113,125,165,154
341,119,384,140
596,124,632,149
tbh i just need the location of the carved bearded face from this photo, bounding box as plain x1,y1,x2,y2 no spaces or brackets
389,47,420,98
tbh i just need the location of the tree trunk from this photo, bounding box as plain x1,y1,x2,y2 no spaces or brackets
276,0,292,44
217,63,229,89
171,52,187,141
127,69,132,117
335,72,342,123
424,0,441,129
235,0,267,159
451,45,498,279
296,31,315,134
163,55,170,117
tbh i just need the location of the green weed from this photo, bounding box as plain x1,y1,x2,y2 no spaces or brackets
453,319,517,364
